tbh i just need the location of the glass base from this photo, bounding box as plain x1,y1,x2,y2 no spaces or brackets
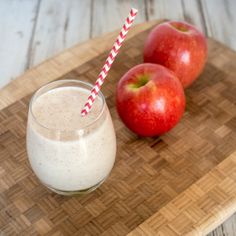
45,178,106,196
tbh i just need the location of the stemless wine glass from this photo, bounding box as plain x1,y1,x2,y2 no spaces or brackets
26,80,116,195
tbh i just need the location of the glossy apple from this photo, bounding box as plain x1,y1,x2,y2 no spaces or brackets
116,63,186,137
143,20,207,88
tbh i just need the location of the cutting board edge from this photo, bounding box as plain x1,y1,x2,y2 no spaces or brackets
1,19,235,112
128,151,236,235
0,20,161,111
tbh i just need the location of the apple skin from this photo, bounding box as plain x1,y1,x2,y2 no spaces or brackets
116,63,186,137
143,21,207,88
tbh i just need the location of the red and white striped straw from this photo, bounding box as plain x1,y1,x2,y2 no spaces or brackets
81,8,138,116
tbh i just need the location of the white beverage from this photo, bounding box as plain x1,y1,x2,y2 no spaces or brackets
27,80,116,194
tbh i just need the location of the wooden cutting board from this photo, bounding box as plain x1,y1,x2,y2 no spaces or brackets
1,21,236,236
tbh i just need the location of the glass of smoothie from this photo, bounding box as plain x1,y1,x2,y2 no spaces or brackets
26,80,116,195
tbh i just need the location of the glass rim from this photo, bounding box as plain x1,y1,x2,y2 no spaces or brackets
29,79,106,133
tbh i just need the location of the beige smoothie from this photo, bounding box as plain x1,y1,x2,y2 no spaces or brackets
27,85,116,192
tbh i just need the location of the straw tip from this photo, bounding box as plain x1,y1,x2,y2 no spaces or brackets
131,8,138,14
81,110,87,117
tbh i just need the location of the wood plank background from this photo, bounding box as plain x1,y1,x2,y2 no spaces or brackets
0,0,236,235
1,0,236,89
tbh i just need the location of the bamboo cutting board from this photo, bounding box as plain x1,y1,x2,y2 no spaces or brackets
1,23,236,236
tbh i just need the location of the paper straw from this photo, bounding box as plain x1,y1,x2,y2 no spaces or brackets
81,8,138,116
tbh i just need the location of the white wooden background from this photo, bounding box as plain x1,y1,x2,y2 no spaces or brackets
1,0,236,235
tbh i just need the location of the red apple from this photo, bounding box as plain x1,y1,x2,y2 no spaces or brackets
143,20,207,88
116,63,186,137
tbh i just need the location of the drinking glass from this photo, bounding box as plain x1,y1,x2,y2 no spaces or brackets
26,80,116,195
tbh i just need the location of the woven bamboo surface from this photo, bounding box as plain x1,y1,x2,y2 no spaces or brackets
1,26,236,236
